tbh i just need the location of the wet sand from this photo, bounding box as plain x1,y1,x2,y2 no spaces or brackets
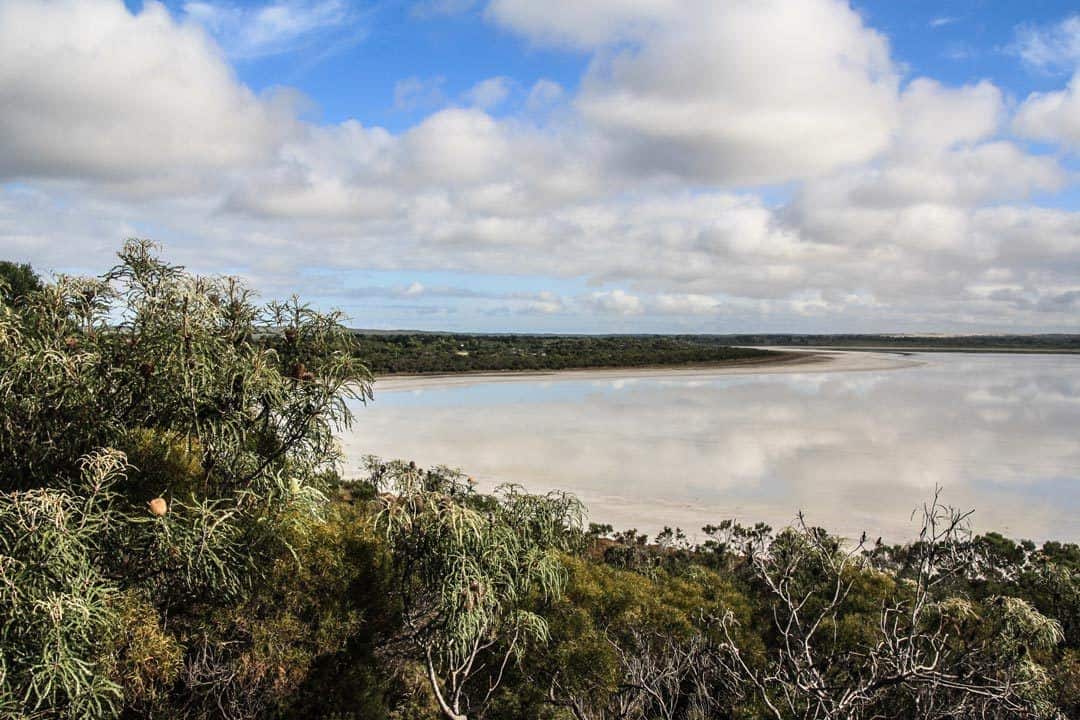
372,348,923,392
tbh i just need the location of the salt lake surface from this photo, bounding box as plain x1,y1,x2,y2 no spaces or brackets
342,351,1080,543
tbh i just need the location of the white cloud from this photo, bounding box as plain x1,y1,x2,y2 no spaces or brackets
929,16,959,29
516,291,566,315
583,0,897,184
486,0,674,49
464,76,513,110
1014,72,1080,149
1012,15,1080,73
653,293,723,315
1,0,1079,332
402,109,511,186
896,79,1002,152
493,0,899,185
525,79,564,112
587,289,643,315
183,0,355,59
842,142,1065,209
0,0,295,185
393,75,448,112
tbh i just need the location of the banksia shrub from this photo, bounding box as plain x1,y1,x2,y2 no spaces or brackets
0,241,374,718
0,450,127,718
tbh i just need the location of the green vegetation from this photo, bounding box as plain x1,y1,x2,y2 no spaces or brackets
351,334,779,375
351,331,1079,377
0,260,42,306
1,244,1078,719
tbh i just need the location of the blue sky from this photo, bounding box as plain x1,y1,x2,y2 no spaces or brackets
3,0,1080,332
159,0,1080,125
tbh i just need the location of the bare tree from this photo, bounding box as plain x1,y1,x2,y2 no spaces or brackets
720,490,1064,720
548,617,740,720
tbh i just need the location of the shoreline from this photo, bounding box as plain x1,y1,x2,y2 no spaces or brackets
760,345,1080,355
371,348,923,391
375,349,813,380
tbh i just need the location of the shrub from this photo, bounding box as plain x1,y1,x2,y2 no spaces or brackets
0,241,372,718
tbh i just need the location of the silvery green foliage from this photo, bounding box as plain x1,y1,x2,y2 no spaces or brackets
373,458,583,720
0,239,372,494
0,241,373,718
0,450,125,718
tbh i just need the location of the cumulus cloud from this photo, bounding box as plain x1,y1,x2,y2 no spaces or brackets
587,289,643,315
492,0,900,185
1014,72,1080,149
515,291,566,315
896,79,1002,152
0,0,294,185
1,0,1079,331
486,0,674,49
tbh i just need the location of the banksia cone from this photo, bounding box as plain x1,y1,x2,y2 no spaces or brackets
284,327,297,343
291,362,314,381
148,497,168,516
139,362,155,379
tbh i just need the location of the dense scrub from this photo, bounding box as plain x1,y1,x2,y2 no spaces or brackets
350,334,777,375
1,245,1078,719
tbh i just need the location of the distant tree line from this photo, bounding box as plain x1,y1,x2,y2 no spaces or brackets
1,245,1077,719
348,331,1079,377
721,333,1080,351
348,333,778,375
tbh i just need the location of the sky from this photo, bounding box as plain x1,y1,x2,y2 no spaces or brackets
1,0,1080,333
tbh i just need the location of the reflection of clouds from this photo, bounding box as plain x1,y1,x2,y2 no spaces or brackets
977,408,1012,423
345,354,1080,542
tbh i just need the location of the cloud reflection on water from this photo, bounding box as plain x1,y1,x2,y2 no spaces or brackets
343,354,1080,542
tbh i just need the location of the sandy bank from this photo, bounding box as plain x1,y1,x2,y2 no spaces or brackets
372,349,922,392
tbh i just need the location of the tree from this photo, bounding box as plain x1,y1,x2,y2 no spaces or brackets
372,458,583,720
0,260,42,306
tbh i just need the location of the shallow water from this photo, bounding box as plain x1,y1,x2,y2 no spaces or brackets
342,352,1080,543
